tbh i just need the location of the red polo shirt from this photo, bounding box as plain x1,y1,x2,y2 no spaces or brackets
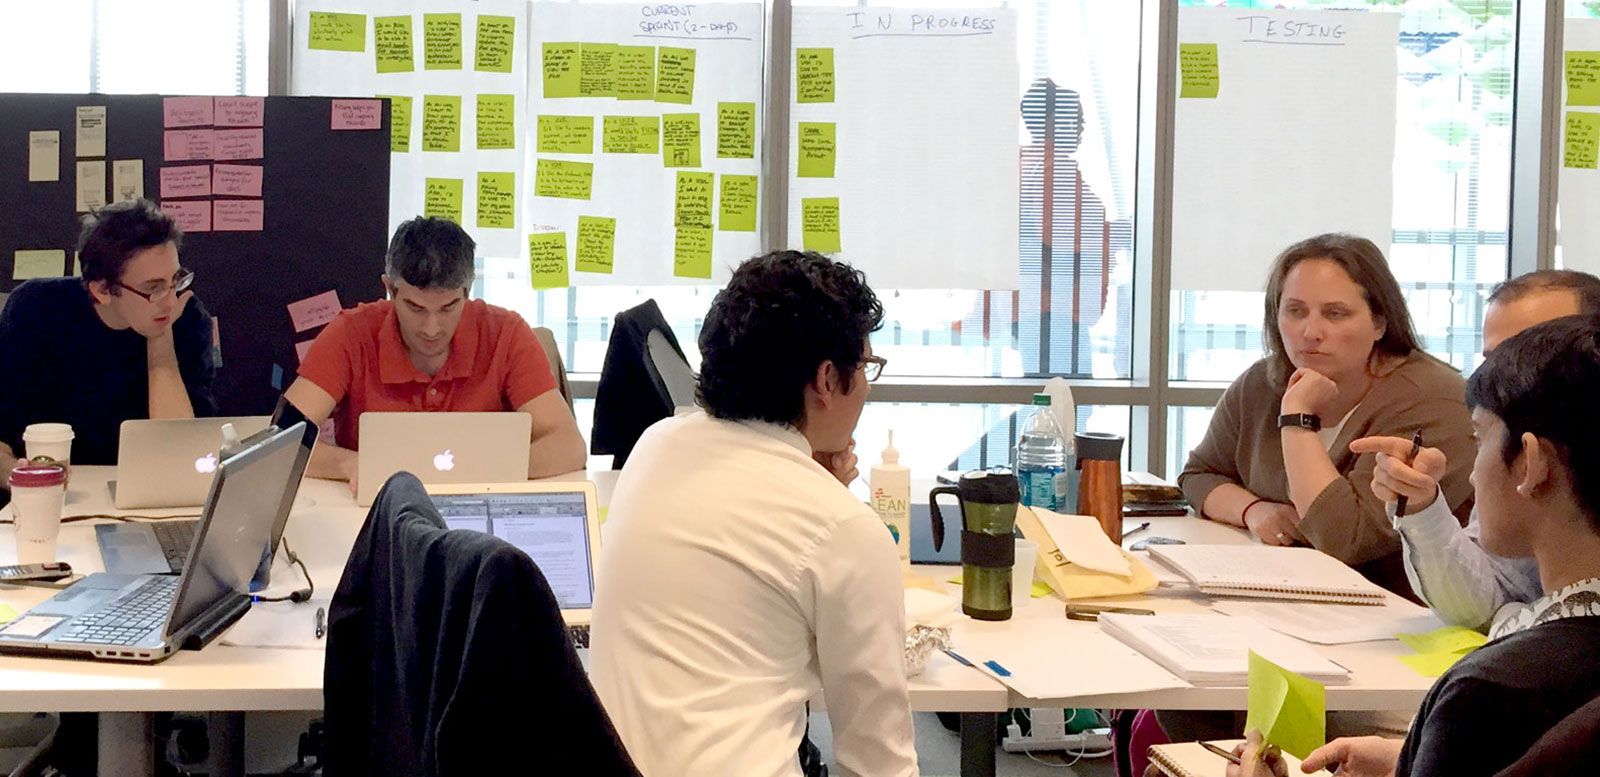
297,299,556,450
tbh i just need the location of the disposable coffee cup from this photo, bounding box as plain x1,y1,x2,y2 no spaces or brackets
9,464,67,564
22,423,74,477
1012,538,1039,609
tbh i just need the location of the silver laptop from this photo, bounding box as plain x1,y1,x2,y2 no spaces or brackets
357,412,532,506
114,416,271,508
427,481,600,645
0,424,307,663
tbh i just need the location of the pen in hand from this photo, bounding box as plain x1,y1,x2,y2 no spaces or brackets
1393,430,1424,518
1198,740,1241,765
314,606,326,640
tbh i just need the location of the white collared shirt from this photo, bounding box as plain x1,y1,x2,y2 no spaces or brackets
589,411,918,777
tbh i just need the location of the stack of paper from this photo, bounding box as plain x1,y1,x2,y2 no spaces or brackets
952,617,1188,699
1099,613,1349,686
1212,598,1444,645
1148,545,1387,604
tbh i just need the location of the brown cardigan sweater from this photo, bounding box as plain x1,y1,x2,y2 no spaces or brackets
1178,352,1476,598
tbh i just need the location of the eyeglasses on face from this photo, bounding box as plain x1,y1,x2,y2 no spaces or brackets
118,267,195,302
861,355,888,382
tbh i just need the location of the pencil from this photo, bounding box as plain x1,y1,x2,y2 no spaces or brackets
1393,430,1424,517
1198,740,1241,765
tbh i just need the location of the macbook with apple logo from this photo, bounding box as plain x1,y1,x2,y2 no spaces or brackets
112,417,272,509
355,412,534,506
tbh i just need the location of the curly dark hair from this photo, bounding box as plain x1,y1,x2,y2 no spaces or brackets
697,250,884,426
77,199,182,287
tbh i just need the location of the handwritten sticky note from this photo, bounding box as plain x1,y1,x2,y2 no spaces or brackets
718,102,756,159
159,165,210,198
28,130,60,182
374,15,414,74
422,95,461,152
802,197,841,253
1397,625,1488,655
424,177,464,223
796,48,835,103
1399,651,1470,678
475,14,516,73
476,171,516,230
0,604,17,624
674,171,714,229
673,226,713,280
719,174,757,232
543,42,581,98
798,121,836,178
602,115,659,154
538,114,593,154
332,99,382,130
309,11,366,52
575,215,616,274
76,105,107,157
164,96,214,128
76,160,106,213
1179,43,1220,99
215,97,264,127
662,113,701,168
381,95,412,152
580,42,617,97
287,290,342,333
1567,51,1600,106
614,45,656,100
164,129,213,161
534,159,593,200
13,250,65,281
161,200,210,232
295,340,314,363
214,199,264,231
214,128,264,160
213,164,263,197
1566,111,1600,169
476,94,516,150
111,159,144,202
419,13,460,71
1245,651,1325,760
529,232,570,289
656,47,696,104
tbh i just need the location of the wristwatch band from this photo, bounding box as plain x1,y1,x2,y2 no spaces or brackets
1278,412,1322,432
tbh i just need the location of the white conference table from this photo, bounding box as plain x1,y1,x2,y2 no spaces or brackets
0,468,1435,777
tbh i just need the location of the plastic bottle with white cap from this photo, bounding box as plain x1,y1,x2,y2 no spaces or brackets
870,430,912,569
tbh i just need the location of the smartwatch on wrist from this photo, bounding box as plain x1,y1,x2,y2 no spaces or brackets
1278,413,1322,432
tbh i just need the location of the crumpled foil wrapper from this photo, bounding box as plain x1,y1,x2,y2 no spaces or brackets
904,624,952,678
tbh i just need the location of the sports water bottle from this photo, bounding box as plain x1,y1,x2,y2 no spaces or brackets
1015,393,1069,511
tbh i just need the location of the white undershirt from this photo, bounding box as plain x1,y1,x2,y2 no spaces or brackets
1316,405,1359,452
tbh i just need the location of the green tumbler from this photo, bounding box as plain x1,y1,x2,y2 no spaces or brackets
930,470,1021,621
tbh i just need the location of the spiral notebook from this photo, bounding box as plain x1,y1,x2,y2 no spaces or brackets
1147,741,1330,777
1147,545,1386,605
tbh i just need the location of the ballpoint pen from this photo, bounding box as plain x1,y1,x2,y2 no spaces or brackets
1393,430,1424,517
1198,740,1241,765
314,606,326,640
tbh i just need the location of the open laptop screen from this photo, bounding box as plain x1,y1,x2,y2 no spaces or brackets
434,492,596,610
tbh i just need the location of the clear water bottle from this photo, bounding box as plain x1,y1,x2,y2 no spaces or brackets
1015,393,1068,511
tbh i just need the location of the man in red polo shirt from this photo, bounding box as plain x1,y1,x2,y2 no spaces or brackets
283,217,585,488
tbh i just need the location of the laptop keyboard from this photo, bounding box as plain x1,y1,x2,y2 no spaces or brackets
568,623,590,650
151,520,200,570
56,576,179,646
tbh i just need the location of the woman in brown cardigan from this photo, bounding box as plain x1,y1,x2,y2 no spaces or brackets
1178,233,1476,598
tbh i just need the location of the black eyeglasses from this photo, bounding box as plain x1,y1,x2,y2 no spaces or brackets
862,355,888,382
118,268,195,303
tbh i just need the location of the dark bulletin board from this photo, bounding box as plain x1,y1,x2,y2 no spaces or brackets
0,93,390,415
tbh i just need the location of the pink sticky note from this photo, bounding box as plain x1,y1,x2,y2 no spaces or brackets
331,99,383,130
213,199,264,231
214,97,264,127
162,200,211,233
287,290,342,333
212,164,263,197
295,340,314,363
164,129,214,161
213,128,264,161
158,165,211,198
163,96,214,128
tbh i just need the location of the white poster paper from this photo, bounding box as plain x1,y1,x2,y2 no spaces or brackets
1559,20,1600,275
76,105,107,158
27,130,60,182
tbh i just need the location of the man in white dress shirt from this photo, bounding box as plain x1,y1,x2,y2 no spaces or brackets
589,250,916,777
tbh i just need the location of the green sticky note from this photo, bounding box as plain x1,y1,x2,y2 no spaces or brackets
674,171,714,229
374,16,414,74
719,174,757,232
423,13,462,70
575,215,616,274
475,94,516,150
423,177,463,223
421,95,461,152
801,197,841,253
614,45,656,100
538,114,593,154
476,172,515,230
13,249,65,280
1566,111,1600,170
656,47,696,104
1397,625,1488,655
475,14,516,73
718,102,756,159
1179,43,1220,99
534,158,594,200
529,232,570,290
1399,651,1469,678
543,42,581,98
1245,650,1326,760
0,603,16,624
309,12,366,52
580,42,618,97
1567,51,1600,107
797,121,836,178
662,113,701,168
602,115,660,154
380,95,412,153
796,48,835,104
674,226,713,280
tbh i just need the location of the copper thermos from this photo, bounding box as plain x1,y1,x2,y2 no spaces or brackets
1075,432,1125,544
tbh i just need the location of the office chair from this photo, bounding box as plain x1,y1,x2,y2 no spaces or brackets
590,300,694,469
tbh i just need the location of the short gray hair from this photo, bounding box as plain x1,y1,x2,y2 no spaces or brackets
385,217,476,290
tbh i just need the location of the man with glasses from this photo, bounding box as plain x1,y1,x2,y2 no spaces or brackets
590,250,916,777
0,199,216,478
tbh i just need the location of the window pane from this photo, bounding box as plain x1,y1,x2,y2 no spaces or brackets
0,3,92,92
1167,405,1216,481
95,0,269,96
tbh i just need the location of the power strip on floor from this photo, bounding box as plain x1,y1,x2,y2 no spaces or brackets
1002,724,1113,754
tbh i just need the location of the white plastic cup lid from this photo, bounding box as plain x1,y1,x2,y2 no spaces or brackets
23,423,74,442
